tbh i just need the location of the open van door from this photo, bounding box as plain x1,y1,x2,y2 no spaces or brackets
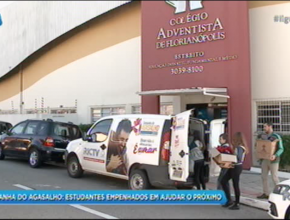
209,119,226,177
169,110,193,182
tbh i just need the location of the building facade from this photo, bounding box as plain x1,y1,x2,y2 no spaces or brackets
0,1,289,168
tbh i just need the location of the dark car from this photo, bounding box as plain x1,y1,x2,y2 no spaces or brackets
0,121,12,135
0,119,82,168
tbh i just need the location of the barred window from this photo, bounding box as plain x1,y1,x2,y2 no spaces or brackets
91,107,125,122
132,106,141,114
160,103,173,115
131,104,173,115
256,100,290,134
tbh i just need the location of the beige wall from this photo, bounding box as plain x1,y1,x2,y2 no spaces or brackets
249,1,288,9
0,1,141,103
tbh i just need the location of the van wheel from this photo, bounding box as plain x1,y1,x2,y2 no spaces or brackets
129,169,151,190
67,155,83,178
29,149,42,168
0,145,5,160
285,206,290,219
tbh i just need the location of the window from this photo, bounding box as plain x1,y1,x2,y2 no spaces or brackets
256,100,290,134
72,127,82,139
89,119,113,142
37,123,49,136
24,122,39,135
53,123,81,139
131,104,173,115
92,107,125,122
53,124,69,138
11,122,27,135
160,104,173,115
132,106,141,114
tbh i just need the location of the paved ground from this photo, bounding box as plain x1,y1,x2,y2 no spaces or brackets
0,158,271,219
208,170,287,200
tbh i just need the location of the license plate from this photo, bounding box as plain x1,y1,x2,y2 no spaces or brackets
173,170,183,178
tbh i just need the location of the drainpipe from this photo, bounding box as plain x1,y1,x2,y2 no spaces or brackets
20,64,23,114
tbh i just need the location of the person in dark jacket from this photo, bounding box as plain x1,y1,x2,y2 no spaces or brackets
221,132,249,210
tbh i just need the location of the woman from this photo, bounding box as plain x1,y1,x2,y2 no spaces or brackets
189,130,206,190
221,132,248,210
217,133,231,190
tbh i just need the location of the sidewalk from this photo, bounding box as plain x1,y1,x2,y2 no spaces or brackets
207,170,288,210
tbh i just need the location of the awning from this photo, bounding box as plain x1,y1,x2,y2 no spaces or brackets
137,87,229,99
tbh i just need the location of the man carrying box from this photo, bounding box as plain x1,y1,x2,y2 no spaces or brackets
257,122,284,199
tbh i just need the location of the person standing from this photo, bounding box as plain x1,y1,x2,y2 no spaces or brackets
257,122,284,199
221,132,249,210
189,130,206,190
216,133,231,191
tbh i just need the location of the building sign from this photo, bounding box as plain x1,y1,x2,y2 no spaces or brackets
142,1,248,84
166,0,203,14
144,1,240,77
156,12,225,49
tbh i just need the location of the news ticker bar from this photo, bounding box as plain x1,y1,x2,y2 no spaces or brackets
0,190,227,205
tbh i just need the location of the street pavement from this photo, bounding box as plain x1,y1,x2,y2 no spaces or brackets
0,158,271,219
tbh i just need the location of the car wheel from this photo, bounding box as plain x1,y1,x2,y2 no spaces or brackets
129,169,151,190
0,145,5,160
285,208,290,219
29,149,42,168
67,155,83,178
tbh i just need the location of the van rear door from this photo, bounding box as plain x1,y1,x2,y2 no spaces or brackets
169,109,193,182
209,119,226,177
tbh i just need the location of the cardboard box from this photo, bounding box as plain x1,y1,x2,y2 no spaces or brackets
215,153,237,163
210,148,237,168
255,140,277,160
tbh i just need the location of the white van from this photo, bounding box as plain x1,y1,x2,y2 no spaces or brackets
64,109,226,190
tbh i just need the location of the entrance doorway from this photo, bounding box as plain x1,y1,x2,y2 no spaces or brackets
186,103,228,122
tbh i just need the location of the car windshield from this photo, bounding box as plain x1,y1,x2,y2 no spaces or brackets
53,123,81,139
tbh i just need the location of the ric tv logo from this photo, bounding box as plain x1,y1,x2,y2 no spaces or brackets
166,0,203,14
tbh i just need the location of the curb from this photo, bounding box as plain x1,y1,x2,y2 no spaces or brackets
240,196,269,211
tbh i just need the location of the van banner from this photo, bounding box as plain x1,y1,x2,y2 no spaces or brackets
106,118,165,176
127,118,165,166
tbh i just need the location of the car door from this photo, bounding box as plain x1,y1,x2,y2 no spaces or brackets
81,119,113,173
19,121,40,158
169,109,206,182
169,109,193,182
3,121,27,156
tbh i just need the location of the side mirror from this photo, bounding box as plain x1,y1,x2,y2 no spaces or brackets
82,133,93,142
5,130,12,136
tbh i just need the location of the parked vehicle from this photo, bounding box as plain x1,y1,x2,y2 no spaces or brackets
268,179,290,219
0,119,82,168
0,121,12,135
65,109,226,190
